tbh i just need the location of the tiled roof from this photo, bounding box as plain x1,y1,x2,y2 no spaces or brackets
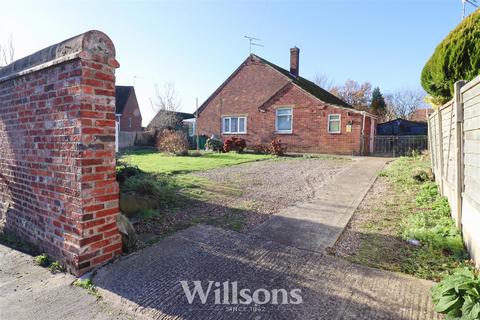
115,86,134,115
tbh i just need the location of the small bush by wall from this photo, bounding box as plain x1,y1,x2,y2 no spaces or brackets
223,137,246,153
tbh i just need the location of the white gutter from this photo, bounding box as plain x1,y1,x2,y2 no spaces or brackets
361,111,366,155
361,111,366,136
115,114,121,153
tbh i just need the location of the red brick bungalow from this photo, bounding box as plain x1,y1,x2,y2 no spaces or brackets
115,85,142,132
196,48,377,155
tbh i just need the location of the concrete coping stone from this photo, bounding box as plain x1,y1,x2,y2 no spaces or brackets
0,30,117,84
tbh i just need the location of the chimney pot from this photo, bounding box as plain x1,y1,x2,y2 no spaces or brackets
290,47,300,77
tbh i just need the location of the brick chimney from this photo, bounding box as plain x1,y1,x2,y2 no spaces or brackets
290,47,300,77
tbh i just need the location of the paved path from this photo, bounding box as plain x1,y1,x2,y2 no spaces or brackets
251,157,387,252
94,225,440,320
0,245,131,320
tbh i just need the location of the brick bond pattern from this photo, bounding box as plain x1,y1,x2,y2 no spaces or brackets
197,57,375,155
0,31,122,275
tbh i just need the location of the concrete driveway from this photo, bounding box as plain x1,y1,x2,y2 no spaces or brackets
92,157,440,319
0,157,440,319
251,157,387,252
94,224,440,320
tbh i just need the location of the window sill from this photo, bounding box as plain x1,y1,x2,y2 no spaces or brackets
222,133,247,135
328,132,341,134
276,131,293,135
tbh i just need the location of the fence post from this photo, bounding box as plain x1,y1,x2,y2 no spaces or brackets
437,107,444,194
454,80,466,230
428,117,435,170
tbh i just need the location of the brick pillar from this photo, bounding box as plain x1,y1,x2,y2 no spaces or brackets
0,30,122,275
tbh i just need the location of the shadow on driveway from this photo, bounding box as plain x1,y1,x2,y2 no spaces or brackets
93,223,440,320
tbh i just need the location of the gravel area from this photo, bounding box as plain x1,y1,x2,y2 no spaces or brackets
194,157,352,230
134,157,352,239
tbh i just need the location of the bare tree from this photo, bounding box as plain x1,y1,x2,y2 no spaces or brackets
0,36,14,67
313,73,335,91
150,81,181,112
330,79,372,110
385,88,427,119
148,82,184,132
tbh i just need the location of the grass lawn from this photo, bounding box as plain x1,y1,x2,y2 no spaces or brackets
116,149,274,243
333,156,473,281
119,149,273,174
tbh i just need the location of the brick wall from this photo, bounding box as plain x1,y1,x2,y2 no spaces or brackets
0,30,122,275
197,58,371,155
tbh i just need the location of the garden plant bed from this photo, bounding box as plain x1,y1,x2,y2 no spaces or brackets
117,150,351,245
331,156,473,282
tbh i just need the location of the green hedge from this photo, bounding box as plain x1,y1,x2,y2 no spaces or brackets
421,10,480,102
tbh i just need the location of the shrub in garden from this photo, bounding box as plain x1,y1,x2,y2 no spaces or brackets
270,139,287,156
253,144,270,154
116,163,177,217
122,173,175,200
223,137,246,153
252,140,287,155
431,268,480,320
205,137,223,151
116,163,143,184
421,11,480,103
156,129,188,155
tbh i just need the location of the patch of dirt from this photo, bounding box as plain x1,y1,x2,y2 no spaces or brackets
194,158,352,230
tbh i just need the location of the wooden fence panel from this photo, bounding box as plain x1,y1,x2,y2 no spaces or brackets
440,104,457,214
461,78,480,264
429,76,480,267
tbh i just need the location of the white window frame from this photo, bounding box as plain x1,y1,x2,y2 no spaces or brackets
275,107,293,134
222,116,247,134
328,114,341,134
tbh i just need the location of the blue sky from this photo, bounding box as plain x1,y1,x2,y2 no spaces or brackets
0,1,474,125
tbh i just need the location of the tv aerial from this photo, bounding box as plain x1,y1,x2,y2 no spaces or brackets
244,36,264,54
462,0,478,19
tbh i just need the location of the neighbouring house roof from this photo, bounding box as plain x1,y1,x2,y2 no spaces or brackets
195,54,354,116
254,55,353,109
409,108,434,122
379,118,428,126
147,110,195,130
377,118,428,136
115,85,134,115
